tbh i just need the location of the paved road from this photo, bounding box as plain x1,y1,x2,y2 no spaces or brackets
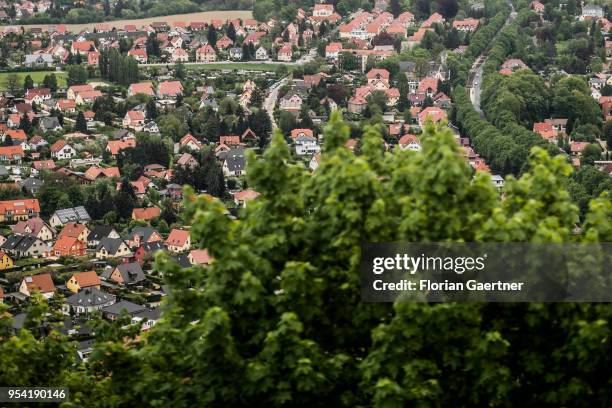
466,2,516,114
263,76,289,130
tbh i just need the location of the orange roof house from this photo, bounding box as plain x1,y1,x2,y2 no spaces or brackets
533,122,558,141
418,107,448,126
20,273,55,298
66,271,101,293
52,235,86,258
57,222,90,243
165,229,191,252
0,199,40,221
157,80,183,98
132,207,161,221
107,139,136,155
84,166,120,181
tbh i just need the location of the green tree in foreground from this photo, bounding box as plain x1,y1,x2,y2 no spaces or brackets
2,113,612,407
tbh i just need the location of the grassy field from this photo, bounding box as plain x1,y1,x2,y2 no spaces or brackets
0,71,67,89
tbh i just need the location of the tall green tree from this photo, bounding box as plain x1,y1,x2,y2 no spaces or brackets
75,111,88,133
23,74,33,91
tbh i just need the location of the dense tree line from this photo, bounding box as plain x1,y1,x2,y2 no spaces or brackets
2,114,612,407
98,48,139,86
453,86,551,175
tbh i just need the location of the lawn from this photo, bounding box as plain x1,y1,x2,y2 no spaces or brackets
0,70,67,90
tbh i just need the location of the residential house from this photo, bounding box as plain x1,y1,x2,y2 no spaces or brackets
19,273,55,299
106,139,136,156
101,300,146,321
128,48,148,63
128,82,155,97
196,44,217,62
123,110,146,131
171,48,189,63
2,235,47,258
165,229,191,253
87,225,120,248
255,46,268,60
229,47,243,60
325,42,342,60
179,133,202,151
103,262,146,286
0,250,13,270
67,84,94,100
134,241,165,265
87,51,100,66
0,199,40,221
50,140,76,160
39,117,62,132
52,235,86,258
294,134,321,156
63,287,115,315
0,146,24,163
132,207,161,221
24,53,53,67
279,91,303,113
222,148,246,177
234,189,259,208
57,222,90,243
55,99,77,113
24,87,51,104
176,152,198,168
126,226,163,248
71,40,96,55
157,81,183,99
452,18,479,32
398,134,421,151
49,206,91,228
96,237,131,259
66,271,101,293
418,107,448,126
277,43,293,61
11,217,55,241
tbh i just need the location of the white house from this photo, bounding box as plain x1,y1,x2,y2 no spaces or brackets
255,47,268,60
294,134,321,156
50,140,77,160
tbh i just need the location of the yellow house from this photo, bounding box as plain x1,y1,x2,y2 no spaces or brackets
66,271,101,293
0,250,13,270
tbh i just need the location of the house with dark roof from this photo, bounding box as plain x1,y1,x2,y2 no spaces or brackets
102,262,146,286
101,300,147,320
134,241,166,265
1,234,47,258
126,226,162,248
95,237,131,259
87,225,120,248
63,287,116,315
222,148,246,177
